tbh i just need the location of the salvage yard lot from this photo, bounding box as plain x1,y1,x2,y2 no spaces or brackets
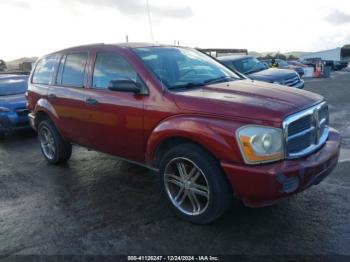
1,71,350,256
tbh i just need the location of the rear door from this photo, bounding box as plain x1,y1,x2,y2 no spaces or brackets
82,50,145,162
49,52,89,144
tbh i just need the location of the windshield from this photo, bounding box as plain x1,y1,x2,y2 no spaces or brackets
277,60,289,67
133,47,240,90
0,75,28,96
231,57,266,75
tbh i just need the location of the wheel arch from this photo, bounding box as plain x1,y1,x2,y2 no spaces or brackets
152,136,216,169
33,98,68,139
146,116,244,168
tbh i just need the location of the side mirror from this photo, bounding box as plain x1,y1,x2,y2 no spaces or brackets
108,79,142,93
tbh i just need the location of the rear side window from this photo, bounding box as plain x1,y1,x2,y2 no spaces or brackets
57,53,88,87
32,57,57,85
92,52,137,89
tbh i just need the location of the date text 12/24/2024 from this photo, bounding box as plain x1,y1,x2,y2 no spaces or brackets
127,256,219,261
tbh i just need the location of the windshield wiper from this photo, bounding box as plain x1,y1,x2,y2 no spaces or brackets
203,76,236,85
169,82,204,90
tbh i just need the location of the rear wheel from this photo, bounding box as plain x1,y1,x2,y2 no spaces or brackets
38,119,72,164
159,143,232,224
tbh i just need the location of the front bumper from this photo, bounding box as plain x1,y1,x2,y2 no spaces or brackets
221,128,341,207
0,113,30,133
292,79,304,89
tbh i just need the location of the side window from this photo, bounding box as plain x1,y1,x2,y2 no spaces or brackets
32,57,57,85
58,53,88,87
92,52,137,89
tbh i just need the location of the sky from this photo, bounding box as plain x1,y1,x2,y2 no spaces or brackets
1,0,350,61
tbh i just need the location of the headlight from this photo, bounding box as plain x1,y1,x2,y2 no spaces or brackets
236,125,284,164
0,107,11,112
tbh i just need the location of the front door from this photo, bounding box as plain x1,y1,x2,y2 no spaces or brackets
83,51,145,162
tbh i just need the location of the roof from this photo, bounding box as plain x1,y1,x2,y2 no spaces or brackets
45,42,183,57
198,48,248,54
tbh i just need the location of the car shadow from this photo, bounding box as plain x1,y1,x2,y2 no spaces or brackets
0,129,37,143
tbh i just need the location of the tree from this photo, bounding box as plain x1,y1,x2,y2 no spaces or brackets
0,60,7,72
287,55,298,61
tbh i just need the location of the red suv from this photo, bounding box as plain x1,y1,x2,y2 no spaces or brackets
27,43,341,224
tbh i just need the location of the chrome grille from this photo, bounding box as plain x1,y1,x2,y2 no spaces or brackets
283,102,329,159
284,75,300,87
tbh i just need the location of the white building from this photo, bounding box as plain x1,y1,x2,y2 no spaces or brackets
300,45,350,62
300,47,341,61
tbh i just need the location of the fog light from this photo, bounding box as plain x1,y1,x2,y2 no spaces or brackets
282,176,299,193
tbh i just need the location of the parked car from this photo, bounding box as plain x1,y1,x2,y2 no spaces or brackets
0,74,30,139
27,44,340,224
262,59,304,77
286,61,305,77
300,58,347,71
288,61,308,68
333,61,349,71
301,58,322,68
219,56,304,88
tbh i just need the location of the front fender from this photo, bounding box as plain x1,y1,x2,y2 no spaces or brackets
146,115,248,166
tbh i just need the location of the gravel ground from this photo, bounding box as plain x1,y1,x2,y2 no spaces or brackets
0,71,350,258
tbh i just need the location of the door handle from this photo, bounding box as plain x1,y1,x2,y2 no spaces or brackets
48,94,57,99
85,98,98,105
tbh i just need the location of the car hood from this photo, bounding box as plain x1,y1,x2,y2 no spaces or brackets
0,93,27,110
173,79,323,123
249,68,297,82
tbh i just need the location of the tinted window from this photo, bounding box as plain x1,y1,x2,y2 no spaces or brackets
278,60,289,67
60,53,88,87
92,52,137,89
231,58,266,74
32,57,57,84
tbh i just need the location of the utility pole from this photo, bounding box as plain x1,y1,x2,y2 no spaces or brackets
146,0,154,43
126,35,129,43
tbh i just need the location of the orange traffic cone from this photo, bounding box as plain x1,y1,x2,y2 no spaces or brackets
314,63,321,78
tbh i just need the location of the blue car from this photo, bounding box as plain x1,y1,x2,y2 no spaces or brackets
218,56,304,89
0,74,30,139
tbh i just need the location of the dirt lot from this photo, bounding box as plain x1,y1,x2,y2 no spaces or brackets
1,71,350,257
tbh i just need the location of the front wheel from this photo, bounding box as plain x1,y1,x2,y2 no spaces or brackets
159,143,232,224
38,119,72,164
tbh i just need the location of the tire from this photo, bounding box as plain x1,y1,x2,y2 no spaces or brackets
38,119,72,164
159,143,232,224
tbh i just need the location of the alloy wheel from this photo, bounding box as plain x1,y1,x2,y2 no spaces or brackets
39,126,56,160
164,157,210,216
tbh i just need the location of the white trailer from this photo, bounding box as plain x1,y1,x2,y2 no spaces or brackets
300,45,350,62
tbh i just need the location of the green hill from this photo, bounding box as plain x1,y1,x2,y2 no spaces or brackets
6,57,37,70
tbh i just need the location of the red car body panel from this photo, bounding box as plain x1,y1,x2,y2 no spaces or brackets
222,129,340,207
27,43,341,207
